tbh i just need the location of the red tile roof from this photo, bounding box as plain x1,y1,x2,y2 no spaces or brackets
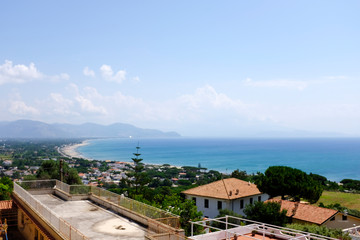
182,178,262,200
266,199,338,225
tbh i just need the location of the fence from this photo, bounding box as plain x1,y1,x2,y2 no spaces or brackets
13,182,89,240
65,183,180,229
16,180,181,233
343,225,360,240
90,186,180,228
190,215,339,240
19,179,57,190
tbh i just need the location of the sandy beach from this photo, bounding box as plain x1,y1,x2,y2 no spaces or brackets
59,140,91,159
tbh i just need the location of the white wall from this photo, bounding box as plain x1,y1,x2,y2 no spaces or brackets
230,193,269,216
186,193,269,218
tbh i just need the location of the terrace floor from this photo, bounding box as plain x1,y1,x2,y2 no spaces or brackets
32,194,147,240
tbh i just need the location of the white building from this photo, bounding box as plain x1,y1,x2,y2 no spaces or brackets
182,178,269,218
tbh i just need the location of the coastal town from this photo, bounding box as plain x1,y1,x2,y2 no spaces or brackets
1,139,360,239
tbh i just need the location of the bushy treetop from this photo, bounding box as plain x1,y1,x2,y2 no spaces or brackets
255,166,323,203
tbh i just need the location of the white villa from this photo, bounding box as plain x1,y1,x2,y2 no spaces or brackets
182,178,269,218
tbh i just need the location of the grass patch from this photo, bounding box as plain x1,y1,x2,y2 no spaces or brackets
0,154,12,160
317,191,360,210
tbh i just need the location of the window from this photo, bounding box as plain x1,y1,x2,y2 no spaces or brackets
192,197,196,205
330,216,335,221
250,197,253,204
204,199,209,208
217,201,222,210
258,196,261,202
342,215,348,221
240,199,244,209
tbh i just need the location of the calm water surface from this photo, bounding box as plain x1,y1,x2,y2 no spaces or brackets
78,138,360,181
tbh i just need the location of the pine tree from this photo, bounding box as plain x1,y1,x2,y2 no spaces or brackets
127,144,149,195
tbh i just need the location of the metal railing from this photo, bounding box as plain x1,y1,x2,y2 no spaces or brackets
61,183,180,229
190,215,339,240
343,225,360,240
14,182,89,240
90,186,180,227
19,180,180,230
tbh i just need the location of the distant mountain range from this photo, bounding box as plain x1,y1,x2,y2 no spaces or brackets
0,120,181,138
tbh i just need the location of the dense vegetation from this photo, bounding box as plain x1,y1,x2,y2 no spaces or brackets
255,166,323,203
36,160,82,185
244,201,288,226
286,223,351,240
0,177,13,200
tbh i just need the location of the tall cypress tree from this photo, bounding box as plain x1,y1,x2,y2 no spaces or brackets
127,144,149,195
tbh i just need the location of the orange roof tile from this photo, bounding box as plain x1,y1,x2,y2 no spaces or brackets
267,199,338,225
182,178,262,200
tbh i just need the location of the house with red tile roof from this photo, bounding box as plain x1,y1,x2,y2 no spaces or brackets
267,199,360,229
182,178,269,218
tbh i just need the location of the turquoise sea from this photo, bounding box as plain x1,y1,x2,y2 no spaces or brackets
77,138,360,182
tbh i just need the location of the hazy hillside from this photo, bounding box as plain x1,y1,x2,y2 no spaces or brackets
0,120,180,138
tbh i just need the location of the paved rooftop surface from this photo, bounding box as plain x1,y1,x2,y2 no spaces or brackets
33,194,147,240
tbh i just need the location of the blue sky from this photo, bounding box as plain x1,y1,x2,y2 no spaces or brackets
0,1,359,137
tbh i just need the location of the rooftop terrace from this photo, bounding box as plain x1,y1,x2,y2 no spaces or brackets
13,180,183,240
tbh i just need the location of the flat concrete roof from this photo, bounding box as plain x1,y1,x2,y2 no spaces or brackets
33,194,147,240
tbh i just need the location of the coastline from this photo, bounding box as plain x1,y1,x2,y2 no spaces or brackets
59,140,91,160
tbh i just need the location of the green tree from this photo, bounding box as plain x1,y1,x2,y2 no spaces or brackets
231,169,248,181
286,223,351,240
244,201,288,226
340,179,360,191
37,160,81,185
0,177,13,200
179,199,203,236
126,145,150,195
255,166,323,203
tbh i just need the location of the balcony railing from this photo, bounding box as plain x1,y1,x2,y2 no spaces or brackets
16,180,180,230
14,181,89,240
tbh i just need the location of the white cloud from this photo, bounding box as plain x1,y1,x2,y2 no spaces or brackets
100,64,126,83
8,100,39,115
75,95,108,114
179,85,246,110
50,73,70,82
49,93,74,115
83,67,95,77
133,76,140,82
0,60,69,85
244,78,308,90
0,60,43,85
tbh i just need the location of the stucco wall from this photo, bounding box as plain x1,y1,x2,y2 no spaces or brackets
324,213,360,229
186,193,269,218
17,209,51,240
